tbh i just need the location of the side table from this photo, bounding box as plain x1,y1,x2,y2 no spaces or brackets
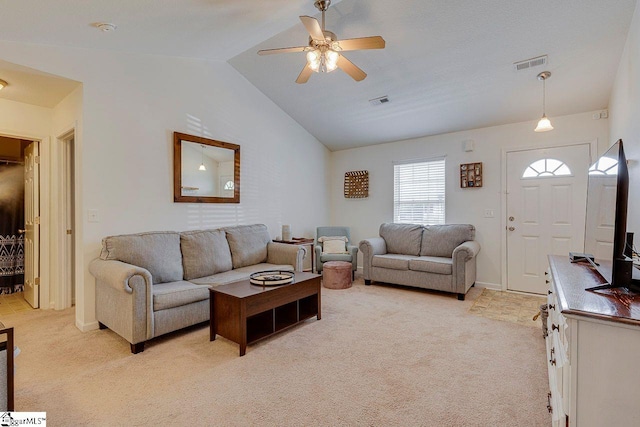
272,237,315,272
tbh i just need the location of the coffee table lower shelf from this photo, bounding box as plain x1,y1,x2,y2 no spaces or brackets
209,273,321,356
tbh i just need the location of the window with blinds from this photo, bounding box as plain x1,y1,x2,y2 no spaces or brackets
393,158,445,225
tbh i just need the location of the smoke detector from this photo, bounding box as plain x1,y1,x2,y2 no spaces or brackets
94,22,117,32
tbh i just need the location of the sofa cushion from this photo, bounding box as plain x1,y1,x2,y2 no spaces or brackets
379,223,423,255
409,256,453,275
152,280,210,311
225,224,272,269
420,224,476,257
100,231,183,284
180,229,233,280
371,254,414,270
190,263,294,287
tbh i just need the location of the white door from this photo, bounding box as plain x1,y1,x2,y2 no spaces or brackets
24,141,40,308
506,144,591,294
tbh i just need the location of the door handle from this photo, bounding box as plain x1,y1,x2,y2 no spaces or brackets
18,229,26,234
508,226,515,231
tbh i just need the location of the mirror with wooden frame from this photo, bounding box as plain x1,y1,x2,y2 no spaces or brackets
173,132,240,203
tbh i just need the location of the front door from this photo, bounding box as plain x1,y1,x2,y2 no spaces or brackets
506,144,591,294
24,141,40,308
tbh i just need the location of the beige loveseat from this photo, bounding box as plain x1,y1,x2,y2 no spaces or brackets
89,224,305,353
359,223,480,300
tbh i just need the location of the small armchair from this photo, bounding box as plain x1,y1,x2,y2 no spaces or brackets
315,226,358,279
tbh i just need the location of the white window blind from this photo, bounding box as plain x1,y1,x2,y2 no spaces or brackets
393,158,445,225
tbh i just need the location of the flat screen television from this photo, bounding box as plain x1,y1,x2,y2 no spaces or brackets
583,139,640,291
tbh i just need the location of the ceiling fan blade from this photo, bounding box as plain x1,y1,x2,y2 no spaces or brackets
258,46,308,56
300,16,325,41
336,55,367,82
296,63,314,84
337,36,386,51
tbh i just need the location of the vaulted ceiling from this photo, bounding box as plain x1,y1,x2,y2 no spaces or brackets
1,0,637,150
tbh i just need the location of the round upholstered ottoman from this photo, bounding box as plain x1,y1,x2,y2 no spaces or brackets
322,261,352,289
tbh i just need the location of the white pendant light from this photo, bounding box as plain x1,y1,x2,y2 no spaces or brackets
534,71,554,132
199,145,206,171
0,79,7,90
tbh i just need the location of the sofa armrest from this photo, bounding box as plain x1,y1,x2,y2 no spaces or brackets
452,241,481,295
89,258,154,342
266,242,306,272
452,241,480,262
89,258,153,293
359,237,387,280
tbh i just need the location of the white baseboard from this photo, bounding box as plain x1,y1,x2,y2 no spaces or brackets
474,281,502,291
76,319,99,332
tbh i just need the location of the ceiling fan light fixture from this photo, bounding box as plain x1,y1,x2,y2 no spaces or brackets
306,48,339,73
0,79,7,90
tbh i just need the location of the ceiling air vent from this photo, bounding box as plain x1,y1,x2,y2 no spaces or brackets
369,96,390,106
513,55,547,71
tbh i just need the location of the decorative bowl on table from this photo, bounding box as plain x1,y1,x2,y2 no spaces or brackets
249,270,295,286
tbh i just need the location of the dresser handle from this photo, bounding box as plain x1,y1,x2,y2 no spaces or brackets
548,290,552,295
546,280,550,284
545,271,548,275
548,304,556,310
550,357,556,366
547,392,553,413
552,324,559,332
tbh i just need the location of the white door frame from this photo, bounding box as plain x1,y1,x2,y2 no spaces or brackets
500,139,597,291
52,126,78,310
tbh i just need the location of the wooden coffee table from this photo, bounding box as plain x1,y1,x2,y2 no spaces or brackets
209,271,321,356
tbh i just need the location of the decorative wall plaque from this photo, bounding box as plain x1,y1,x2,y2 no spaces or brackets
460,162,483,188
344,170,369,198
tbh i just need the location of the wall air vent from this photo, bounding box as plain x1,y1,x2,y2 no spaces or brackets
513,55,547,71
369,96,390,106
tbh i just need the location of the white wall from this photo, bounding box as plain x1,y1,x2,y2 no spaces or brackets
0,41,331,330
331,111,609,288
0,98,53,138
609,0,640,235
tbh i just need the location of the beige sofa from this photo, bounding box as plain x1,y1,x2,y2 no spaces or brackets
359,223,480,300
89,224,305,353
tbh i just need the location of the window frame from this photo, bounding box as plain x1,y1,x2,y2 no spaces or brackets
393,156,446,225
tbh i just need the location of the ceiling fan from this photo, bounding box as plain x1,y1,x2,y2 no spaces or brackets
257,0,385,84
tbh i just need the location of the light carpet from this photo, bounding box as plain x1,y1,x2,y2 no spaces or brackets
4,279,550,426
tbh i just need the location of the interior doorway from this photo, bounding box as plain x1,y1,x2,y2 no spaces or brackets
505,143,592,294
0,136,37,308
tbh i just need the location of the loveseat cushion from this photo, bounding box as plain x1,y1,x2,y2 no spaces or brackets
152,280,210,311
225,224,272,269
180,229,233,280
100,231,183,284
371,254,414,270
409,256,453,275
420,224,476,257
379,223,423,255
